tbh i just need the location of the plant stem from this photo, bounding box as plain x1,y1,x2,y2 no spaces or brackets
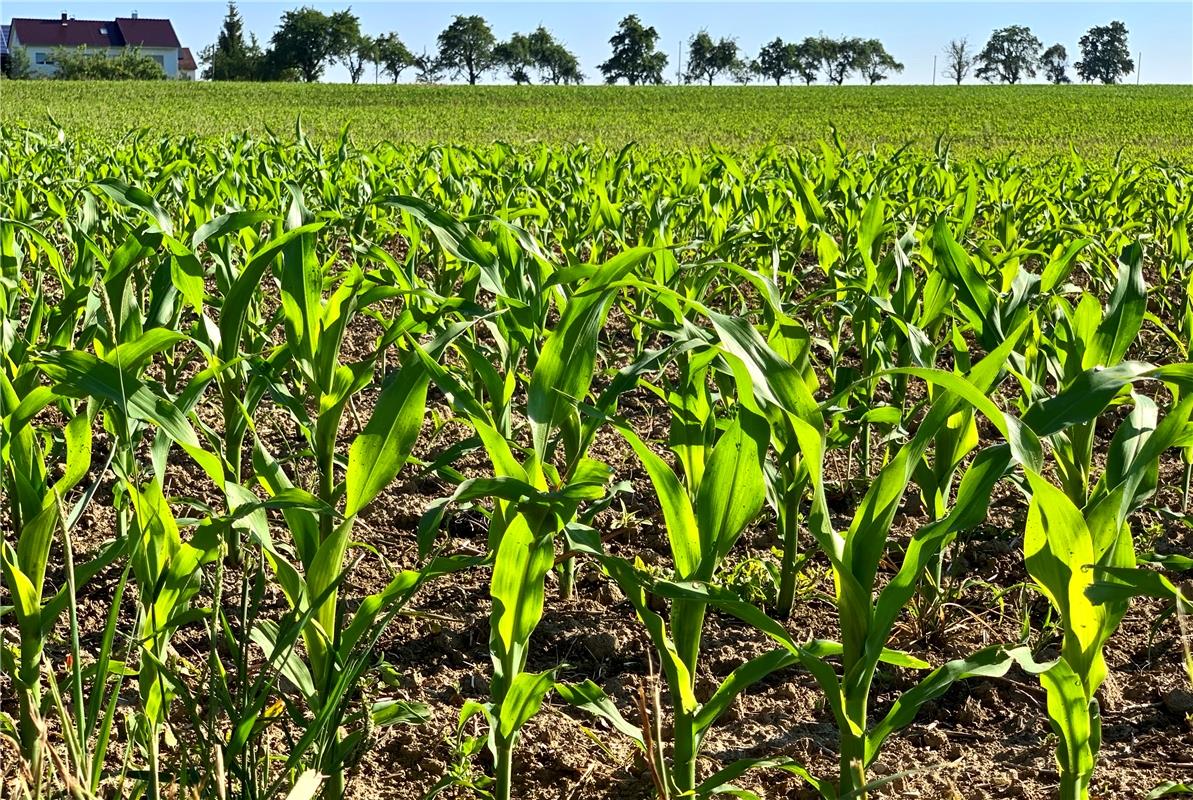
672,711,698,794
325,766,346,800
147,730,160,800
559,555,576,600
776,487,801,619
18,680,44,795
1058,771,1087,800
1183,457,1191,513
839,728,868,799
495,737,514,800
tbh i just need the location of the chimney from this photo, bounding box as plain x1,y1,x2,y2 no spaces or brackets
61,11,68,23
131,10,138,19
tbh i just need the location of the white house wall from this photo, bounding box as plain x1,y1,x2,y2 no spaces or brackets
10,31,182,77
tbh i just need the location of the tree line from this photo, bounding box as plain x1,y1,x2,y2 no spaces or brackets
942,23,1134,86
198,3,582,84
0,1,1137,86
200,5,1137,86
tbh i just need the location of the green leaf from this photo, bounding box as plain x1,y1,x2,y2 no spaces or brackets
191,209,273,251
1039,658,1096,792
554,680,644,746
866,646,1042,764
527,247,653,458
344,357,430,518
1087,243,1146,369
219,222,325,360
617,424,701,579
695,409,769,574
375,195,495,267
93,178,173,236
1024,362,1155,438
693,648,796,735
497,669,557,740
1024,472,1102,676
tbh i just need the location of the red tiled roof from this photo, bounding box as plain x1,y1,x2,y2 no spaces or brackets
178,47,196,71
114,17,180,49
11,17,124,48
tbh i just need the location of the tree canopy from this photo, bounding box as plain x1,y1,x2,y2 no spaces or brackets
494,33,535,84
374,33,415,83
1075,21,1133,84
599,15,668,85
684,31,739,85
753,38,795,85
436,15,497,85
340,33,375,84
1042,44,1071,84
269,7,359,83
975,25,1042,84
818,37,866,85
856,39,903,84
529,28,583,85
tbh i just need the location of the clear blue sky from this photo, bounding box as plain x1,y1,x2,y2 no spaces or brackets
6,0,1191,84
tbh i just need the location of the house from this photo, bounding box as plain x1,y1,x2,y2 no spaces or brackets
178,47,196,80
1,24,11,75
7,12,188,78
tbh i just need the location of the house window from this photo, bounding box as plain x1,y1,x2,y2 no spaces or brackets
35,52,54,65
151,55,164,66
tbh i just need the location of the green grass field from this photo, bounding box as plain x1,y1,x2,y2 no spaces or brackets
3,81,1193,158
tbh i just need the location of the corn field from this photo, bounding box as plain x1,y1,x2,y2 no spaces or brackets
2,122,1193,800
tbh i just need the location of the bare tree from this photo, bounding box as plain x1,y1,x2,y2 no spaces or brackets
942,38,972,85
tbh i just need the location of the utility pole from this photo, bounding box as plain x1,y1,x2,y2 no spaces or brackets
677,40,682,84
932,54,937,85
1137,51,1141,84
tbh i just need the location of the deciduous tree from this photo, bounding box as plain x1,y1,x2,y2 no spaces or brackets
684,30,739,85
753,38,794,85
792,38,823,84
942,38,972,84
819,36,866,85
599,14,668,85
975,25,1042,84
1042,43,1072,84
527,27,583,85
269,6,359,83
374,32,415,83
341,33,374,84
1075,21,1133,84
414,49,444,83
856,39,903,84
436,15,497,85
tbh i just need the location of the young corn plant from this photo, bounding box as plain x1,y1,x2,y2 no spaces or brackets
1025,243,1148,506
126,479,220,800
419,246,653,800
0,393,93,789
559,406,777,797
1021,387,1193,800
244,200,474,797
